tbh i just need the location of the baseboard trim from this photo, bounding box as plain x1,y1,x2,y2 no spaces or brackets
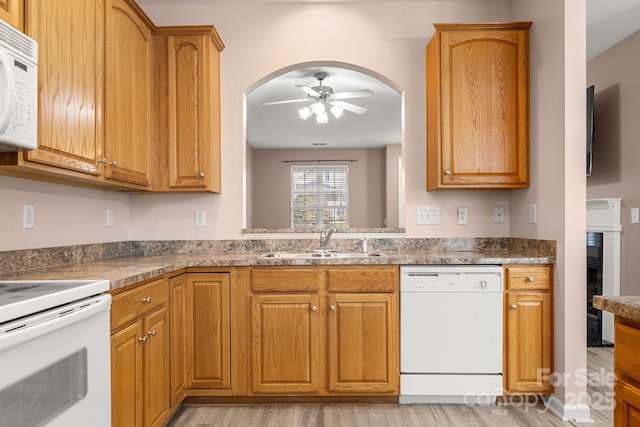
544,395,593,423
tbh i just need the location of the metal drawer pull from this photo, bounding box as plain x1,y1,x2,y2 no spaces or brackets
109,160,117,167
199,172,205,178
138,336,147,343
142,297,151,304
330,305,336,311
444,170,451,175
311,306,318,312
527,276,535,282
510,304,518,310
148,330,156,337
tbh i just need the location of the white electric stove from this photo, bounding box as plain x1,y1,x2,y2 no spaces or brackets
0,279,111,427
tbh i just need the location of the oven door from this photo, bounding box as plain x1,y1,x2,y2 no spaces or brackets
0,295,111,427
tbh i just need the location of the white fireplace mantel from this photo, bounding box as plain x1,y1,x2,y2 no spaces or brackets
587,198,622,344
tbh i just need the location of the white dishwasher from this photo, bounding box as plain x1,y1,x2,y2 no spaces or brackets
399,265,503,404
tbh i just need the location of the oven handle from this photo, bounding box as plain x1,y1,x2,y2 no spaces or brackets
0,294,111,352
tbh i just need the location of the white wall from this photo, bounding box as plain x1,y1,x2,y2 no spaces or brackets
510,0,589,420
0,176,130,251
587,29,640,296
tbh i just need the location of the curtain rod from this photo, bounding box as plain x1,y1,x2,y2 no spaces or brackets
281,159,358,163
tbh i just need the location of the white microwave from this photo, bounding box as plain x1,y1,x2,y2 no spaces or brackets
0,18,37,152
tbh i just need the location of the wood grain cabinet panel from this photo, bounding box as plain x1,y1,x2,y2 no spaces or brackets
614,317,640,426
185,273,231,390
110,277,170,427
327,293,397,393
105,0,152,186
426,22,531,190
0,0,23,30
251,293,320,394
503,264,553,394
248,266,399,396
169,275,187,408
152,26,224,192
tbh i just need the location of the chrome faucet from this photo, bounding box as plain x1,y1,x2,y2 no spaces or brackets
319,228,336,250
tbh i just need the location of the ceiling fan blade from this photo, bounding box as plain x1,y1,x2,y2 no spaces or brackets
331,89,374,100
332,100,368,114
295,85,321,97
262,98,310,106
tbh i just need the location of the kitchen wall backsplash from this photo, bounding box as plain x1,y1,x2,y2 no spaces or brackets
0,238,556,275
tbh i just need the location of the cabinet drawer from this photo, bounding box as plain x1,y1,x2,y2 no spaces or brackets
616,319,640,381
327,267,397,293
111,278,169,332
251,268,321,292
505,265,551,291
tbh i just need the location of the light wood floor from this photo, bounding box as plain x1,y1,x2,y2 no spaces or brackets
167,347,613,427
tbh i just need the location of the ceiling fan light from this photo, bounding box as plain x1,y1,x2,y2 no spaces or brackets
298,106,312,120
311,101,326,115
316,112,329,124
330,105,344,119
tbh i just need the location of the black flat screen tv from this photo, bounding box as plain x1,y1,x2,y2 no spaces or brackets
587,85,595,176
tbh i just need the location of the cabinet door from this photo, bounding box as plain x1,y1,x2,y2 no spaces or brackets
615,381,640,427
111,321,144,427
505,292,552,393
427,23,530,190
169,275,186,407
251,294,320,394
166,34,209,189
0,0,23,30
186,273,231,389
143,307,169,427
105,0,151,186
327,293,398,393
23,0,104,175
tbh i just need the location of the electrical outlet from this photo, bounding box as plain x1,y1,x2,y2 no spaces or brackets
493,206,505,224
416,207,440,225
529,203,537,224
457,207,468,225
194,210,206,227
106,208,114,227
23,204,35,229
632,208,639,224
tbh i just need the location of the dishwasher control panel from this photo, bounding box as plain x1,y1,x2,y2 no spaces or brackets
400,265,503,292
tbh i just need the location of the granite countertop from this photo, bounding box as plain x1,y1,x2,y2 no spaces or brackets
593,295,640,323
0,248,554,292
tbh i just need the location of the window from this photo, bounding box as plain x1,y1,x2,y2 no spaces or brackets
291,165,348,229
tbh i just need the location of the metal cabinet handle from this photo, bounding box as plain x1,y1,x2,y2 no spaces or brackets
138,336,147,343
311,306,318,312
444,170,451,176
109,160,117,167
199,172,205,178
510,304,518,310
148,330,156,337
330,305,336,311
98,158,107,164
142,297,151,304
528,276,535,282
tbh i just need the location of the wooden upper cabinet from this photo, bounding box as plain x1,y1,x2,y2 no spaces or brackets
426,22,531,190
105,0,152,186
152,26,224,193
0,0,23,31
20,0,104,176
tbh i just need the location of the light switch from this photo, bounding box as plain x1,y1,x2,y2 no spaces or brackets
416,207,440,225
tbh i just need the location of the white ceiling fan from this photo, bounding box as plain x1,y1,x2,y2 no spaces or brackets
262,72,374,124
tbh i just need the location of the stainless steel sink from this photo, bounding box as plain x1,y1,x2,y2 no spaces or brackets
258,251,387,259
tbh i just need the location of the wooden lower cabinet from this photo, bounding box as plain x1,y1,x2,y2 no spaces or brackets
110,278,170,427
251,293,320,394
503,265,553,394
169,275,187,408
614,316,640,426
185,273,231,390
328,293,396,393
249,265,399,396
